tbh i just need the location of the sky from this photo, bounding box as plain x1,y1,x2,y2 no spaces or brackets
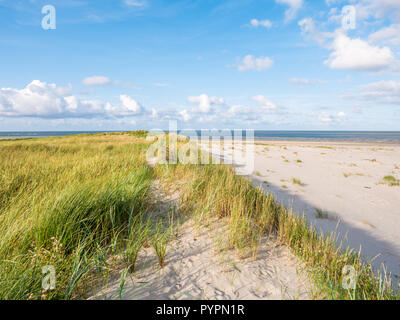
0,0,399,131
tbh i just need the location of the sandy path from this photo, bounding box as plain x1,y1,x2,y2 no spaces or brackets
201,140,400,285
89,220,310,300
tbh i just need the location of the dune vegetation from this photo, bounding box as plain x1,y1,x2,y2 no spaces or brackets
0,132,398,300
383,175,400,186
0,132,154,299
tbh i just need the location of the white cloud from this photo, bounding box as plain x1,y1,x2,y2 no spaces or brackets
298,18,333,46
0,80,144,118
187,94,225,113
318,112,333,123
82,76,111,86
185,95,279,124
369,24,400,46
275,0,303,23
118,94,142,114
252,95,277,110
318,111,347,124
238,55,274,72
324,32,396,71
227,105,250,116
124,0,147,7
0,82,289,127
179,109,191,122
354,0,400,21
184,94,280,124
250,19,272,29
337,111,346,120
211,97,225,105
150,108,158,119
361,80,400,92
343,80,400,105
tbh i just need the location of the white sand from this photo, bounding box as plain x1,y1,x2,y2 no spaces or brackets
201,140,400,285
89,220,310,300
88,184,310,301
89,139,400,300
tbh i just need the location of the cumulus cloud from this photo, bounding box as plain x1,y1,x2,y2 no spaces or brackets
187,94,225,113
252,95,277,110
0,81,289,127
82,76,111,86
150,108,158,119
337,111,346,120
104,95,142,116
238,55,274,72
0,80,144,118
324,32,396,71
181,93,280,125
298,12,400,73
120,95,141,114
250,19,272,29
179,109,191,122
275,0,303,23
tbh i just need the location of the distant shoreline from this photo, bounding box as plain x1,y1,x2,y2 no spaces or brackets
1,130,400,144
2,136,400,145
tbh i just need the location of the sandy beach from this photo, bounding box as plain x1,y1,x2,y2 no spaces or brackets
89,138,400,300
89,182,311,300
89,220,310,300
200,140,400,284
0,136,33,140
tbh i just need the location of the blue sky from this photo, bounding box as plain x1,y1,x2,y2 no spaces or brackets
0,0,399,131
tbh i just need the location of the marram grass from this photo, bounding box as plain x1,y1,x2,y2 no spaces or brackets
154,159,399,300
0,133,153,299
0,132,398,300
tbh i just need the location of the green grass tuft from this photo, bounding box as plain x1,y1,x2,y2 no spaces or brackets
383,175,400,186
292,178,303,186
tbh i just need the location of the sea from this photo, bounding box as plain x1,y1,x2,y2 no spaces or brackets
1,131,400,143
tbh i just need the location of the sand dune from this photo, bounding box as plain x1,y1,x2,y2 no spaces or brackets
89,139,400,300
89,219,310,300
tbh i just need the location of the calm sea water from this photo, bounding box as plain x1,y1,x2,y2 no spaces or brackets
253,131,400,143
188,130,400,143
1,131,400,143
